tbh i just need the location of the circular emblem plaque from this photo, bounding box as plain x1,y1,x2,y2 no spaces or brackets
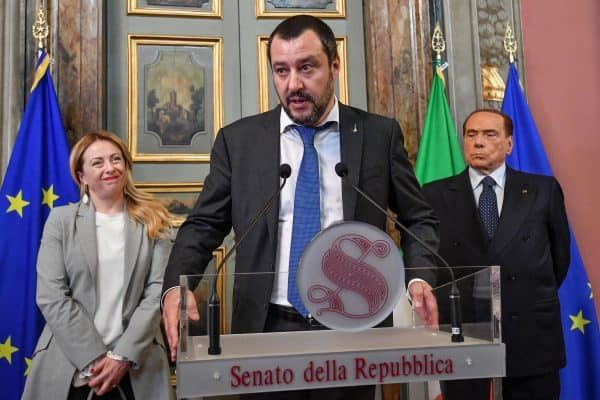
296,221,405,331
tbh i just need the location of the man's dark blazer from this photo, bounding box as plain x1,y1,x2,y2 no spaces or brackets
163,103,439,333
422,167,570,377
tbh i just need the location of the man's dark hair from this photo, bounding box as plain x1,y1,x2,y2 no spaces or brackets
463,109,514,136
268,14,338,65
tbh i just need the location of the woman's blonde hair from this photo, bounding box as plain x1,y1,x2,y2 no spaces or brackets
69,130,172,239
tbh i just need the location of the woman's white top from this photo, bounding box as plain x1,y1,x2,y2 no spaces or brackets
93,211,125,346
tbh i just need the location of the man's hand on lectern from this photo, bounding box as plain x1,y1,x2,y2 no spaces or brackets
408,281,439,329
162,289,200,362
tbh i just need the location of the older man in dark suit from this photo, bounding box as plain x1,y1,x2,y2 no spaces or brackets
422,109,570,400
161,14,439,400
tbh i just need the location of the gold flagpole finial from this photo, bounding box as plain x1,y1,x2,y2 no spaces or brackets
432,23,446,62
504,23,517,64
32,5,49,51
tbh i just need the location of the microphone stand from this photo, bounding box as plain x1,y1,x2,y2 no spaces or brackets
208,164,292,355
335,163,464,342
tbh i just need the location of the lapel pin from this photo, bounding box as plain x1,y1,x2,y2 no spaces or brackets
352,123,358,133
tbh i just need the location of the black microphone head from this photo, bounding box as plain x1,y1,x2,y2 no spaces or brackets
279,163,292,179
335,162,348,178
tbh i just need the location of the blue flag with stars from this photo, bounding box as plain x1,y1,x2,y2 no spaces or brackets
0,51,79,399
501,62,600,400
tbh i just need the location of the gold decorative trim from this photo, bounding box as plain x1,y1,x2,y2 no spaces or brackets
255,0,346,19
127,0,222,18
481,65,506,102
503,24,517,64
212,246,228,334
431,23,446,62
32,5,49,50
258,37,271,114
30,53,50,93
335,37,348,105
257,35,348,113
127,34,223,163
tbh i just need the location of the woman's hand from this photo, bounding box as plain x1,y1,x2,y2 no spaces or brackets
88,355,130,396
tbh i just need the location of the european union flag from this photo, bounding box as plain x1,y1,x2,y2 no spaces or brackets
0,51,79,399
501,63,600,400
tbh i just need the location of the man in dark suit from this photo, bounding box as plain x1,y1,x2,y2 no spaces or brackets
422,109,570,400
162,15,439,399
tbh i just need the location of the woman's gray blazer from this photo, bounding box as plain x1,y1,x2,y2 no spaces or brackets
22,202,173,400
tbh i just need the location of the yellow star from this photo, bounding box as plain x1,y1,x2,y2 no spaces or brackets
24,357,32,376
42,185,60,209
0,336,18,364
570,310,592,334
6,190,30,217
589,282,594,300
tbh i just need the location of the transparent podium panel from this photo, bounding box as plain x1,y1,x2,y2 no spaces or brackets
424,266,502,344
176,267,504,399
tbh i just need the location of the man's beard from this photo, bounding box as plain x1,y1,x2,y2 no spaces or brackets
280,74,334,127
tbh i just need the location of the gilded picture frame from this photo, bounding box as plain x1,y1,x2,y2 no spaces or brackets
255,0,346,19
127,0,222,18
128,34,223,162
257,35,348,112
136,182,203,226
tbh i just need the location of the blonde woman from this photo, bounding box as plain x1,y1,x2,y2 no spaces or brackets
23,131,173,400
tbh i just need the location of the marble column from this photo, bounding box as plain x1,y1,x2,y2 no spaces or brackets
363,0,433,164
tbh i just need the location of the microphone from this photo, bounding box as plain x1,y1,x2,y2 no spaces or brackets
335,162,464,342
208,164,292,355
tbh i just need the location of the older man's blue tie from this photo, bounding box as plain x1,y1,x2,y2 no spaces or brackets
288,126,320,317
479,176,499,239
474,176,498,298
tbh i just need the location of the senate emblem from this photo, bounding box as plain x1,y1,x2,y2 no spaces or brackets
297,221,405,331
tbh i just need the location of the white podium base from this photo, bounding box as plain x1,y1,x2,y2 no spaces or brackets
177,326,505,398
